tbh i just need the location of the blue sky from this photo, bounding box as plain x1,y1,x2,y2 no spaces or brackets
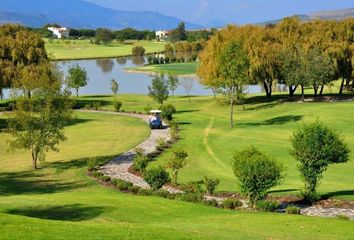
87,0,353,25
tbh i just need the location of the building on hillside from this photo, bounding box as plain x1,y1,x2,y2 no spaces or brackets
47,27,69,39
155,30,168,41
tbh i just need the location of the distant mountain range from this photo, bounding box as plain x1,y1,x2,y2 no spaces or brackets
0,0,203,30
259,8,354,25
0,1,353,30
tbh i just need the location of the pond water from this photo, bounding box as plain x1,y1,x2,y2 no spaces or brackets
3,56,287,99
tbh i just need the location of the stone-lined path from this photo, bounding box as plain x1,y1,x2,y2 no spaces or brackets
79,110,353,220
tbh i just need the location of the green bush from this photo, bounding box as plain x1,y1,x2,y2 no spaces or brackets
114,101,122,112
156,138,167,151
286,205,301,214
87,157,97,171
204,177,220,195
221,198,242,209
166,150,188,184
128,185,141,194
84,103,91,109
111,178,133,191
233,146,284,206
291,121,350,202
92,101,101,110
153,189,175,199
92,171,104,178
138,188,154,196
179,181,204,194
100,175,111,182
132,154,150,173
202,199,219,207
143,166,170,190
178,193,204,203
255,200,279,212
160,104,176,120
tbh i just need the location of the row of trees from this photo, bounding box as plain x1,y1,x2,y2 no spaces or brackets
198,17,354,99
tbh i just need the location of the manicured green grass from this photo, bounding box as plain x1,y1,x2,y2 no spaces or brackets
1,109,354,239
80,93,354,200
45,39,166,60
126,62,198,75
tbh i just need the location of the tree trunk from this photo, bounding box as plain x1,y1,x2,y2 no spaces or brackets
319,84,325,96
351,79,354,90
301,85,304,101
313,85,318,97
339,78,345,95
346,78,351,91
263,80,272,98
289,86,297,97
31,150,38,169
212,88,217,98
230,90,235,128
76,89,79,98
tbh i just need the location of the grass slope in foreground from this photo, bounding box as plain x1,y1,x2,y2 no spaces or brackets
80,93,354,200
126,62,198,75
45,39,166,60
0,111,353,239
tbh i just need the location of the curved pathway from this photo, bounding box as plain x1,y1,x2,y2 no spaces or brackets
80,110,181,193
80,110,353,220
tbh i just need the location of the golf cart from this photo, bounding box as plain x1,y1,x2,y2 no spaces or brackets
149,110,163,129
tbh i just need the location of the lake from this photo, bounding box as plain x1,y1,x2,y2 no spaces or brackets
3,56,287,99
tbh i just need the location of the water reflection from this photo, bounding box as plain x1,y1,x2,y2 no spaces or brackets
131,56,145,65
96,59,114,73
115,57,127,65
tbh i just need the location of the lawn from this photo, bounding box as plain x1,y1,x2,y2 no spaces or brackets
126,62,198,75
45,39,166,60
79,93,354,200
1,111,353,240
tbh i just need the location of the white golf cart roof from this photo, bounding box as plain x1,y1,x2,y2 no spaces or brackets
150,110,161,114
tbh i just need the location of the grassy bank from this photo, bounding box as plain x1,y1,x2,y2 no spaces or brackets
126,62,198,75
1,111,354,239
45,39,166,60
79,93,354,200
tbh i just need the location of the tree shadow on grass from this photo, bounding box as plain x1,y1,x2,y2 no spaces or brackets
0,170,86,196
176,109,199,114
65,117,93,127
0,118,8,130
268,188,299,194
6,204,108,221
321,190,354,200
239,115,303,127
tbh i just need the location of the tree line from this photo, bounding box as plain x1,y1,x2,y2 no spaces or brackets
198,17,354,100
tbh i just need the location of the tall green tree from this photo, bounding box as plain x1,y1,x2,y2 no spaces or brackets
169,22,187,42
291,121,350,201
67,64,89,97
111,79,119,96
217,41,250,128
167,74,179,97
9,64,73,169
148,75,169,104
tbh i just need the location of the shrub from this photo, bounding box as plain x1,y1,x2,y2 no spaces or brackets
147,56,153,65
156,138,167,151
84,103,91,109
112,178,133,191
166,150,188,184
132,46,146,56
92,171,104,178
134,147,145,156
255,200,279,212
222,198,242,209
179,181,204,194
232,146,284,206
87,157,97,171
153,189,175,199
160,104,176,120
143,166,170,190
100,175,111,182
286,205,301,214
114,101,122,112
291,121,350,202
144,104,153,114
132,154,150,173
128,185,141,194
138,188,154,196
178,193,204,203
92,101,101,110
202,199,219,207
204,177,220,195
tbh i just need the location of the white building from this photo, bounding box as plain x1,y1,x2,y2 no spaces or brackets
47,27,69,39
155,30,168,41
